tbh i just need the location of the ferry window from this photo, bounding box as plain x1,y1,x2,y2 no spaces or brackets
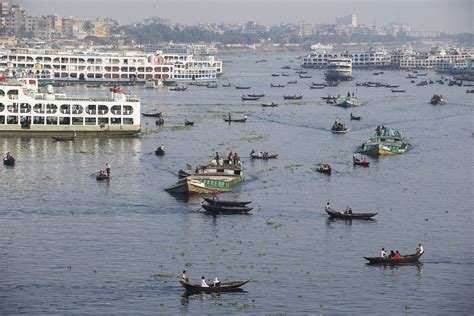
154,74,162,79
154,67,161,72
7,116,18,124
7,104,18,113
146,67,152,72
111,105,121,115
85,118,96,125
7,90,18,100
138,67,144,72
121,74,128,79
123,106,133,115
98,105,108,115
0,115,4,124
70,73,77,78
0,103,4,112
0,90,4,97
121,67,128,72
46,104,57,114
111,118,121,125
87,73,94,79
59,117,70,125
87,58,94,64
33,116,44,124
96,74,103,79
46,116,58,125
20,103,31,113
112,74,120,79
86,105,96,115
72,104,83,114
72,117,83,125
123,118,133,125
60,104,71,114
96,59,102,64
129,67,136,72
98,118,108,125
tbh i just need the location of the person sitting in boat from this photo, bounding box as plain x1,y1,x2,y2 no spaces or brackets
348,207,352,215
105,163,111,177
228,151,234,164
325,201,332,212
393,251,401,259
181,270,189,283
212,190,219,204
388,250,396,258
201,276,209,287
213,277,221,287
375,125,382,135
347,91,351,97
380,248,387,258
5,152,11,159
416,244,424,254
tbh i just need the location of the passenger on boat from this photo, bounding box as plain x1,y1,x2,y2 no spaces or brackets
394,251,401,259
416,244,424,254
228,151,234,163
181,270,189,283
325,201,332,212
213,277,221,287
215,152,220,166
380,248,387,258
375,125,382,135
347,91,351,97
212,191,219,204
105,163,111,177
201,276,209,287
388,250,396,258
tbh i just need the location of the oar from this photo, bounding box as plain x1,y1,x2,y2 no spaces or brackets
193,202,204,212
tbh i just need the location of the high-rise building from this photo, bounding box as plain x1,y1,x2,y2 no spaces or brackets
335,14,357,27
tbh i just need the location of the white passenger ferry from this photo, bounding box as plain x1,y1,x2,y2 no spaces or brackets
0,78,141,137
0,49,222,84
325,58,353,81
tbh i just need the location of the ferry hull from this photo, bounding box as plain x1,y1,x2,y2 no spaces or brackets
0,125,141,137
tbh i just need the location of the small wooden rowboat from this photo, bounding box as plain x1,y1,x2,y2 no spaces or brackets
203,197,252,206
142,112,162,117
3,156,15,166
178,169,191,178
325,209,377,219
250,153,278,159
202,203,252,214
364,252,424,265
96,172,110,181
224,118,247,123
179,280,249,293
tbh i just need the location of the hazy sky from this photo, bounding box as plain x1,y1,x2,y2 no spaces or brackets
18,0,473,33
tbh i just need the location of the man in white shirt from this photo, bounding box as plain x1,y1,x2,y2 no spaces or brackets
417,244,424,254
201,276,209,287
380,248,387,258
325,201,331,212
213,277,220,287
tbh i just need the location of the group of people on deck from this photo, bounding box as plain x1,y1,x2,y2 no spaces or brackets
98,163,111,178
213,151,241,167
325,201,352,214
379,244,423,259
181,270,221,287
375,124,388,136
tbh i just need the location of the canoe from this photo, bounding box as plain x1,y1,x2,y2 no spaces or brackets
142,112,162,117
364,252,424,265
350,114,361,121
202,203,252,214
391,89,406,93
270,84,285,88
96,173,110,181
235,86,251,89
155,148,165,156
179,280,249,293
261,102,278,107
184,121,194,126
247,93,265,98
283,94,303,100
250,153,278,159
224,118,247,123
3,156,15,166
203,197,252,206
325,209,377,219
331,127,348,134
241,95,261,101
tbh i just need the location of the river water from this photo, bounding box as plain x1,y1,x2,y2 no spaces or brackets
1,52,473,315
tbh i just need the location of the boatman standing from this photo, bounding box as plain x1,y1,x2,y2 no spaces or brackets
325,201,332,212
201,276,209,287
181,270,189,283
380,248,387,258
105,163,111,177
416,244,424,254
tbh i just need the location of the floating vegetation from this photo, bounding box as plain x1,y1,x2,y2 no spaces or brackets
185,262,192,267
167,125,193,132
256,166,278,175
266,219,282,228
151,273,175,279
240,134,268,142
285,164,303,170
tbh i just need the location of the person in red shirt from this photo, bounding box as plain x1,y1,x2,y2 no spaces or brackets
393,251,401,259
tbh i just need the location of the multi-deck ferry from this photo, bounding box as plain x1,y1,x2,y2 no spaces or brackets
325,58,353,81
0,49,222,84
0,78,141,137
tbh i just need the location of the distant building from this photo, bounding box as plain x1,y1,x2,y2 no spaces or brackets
298,21,313,37
1,0,9,16
143,17,170,26
242,21,267,34
0,35,16,47
335,14,357,27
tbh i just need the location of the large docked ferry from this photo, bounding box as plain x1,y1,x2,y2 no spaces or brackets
0,49,222,84
325,58,353,81
0,78,141,137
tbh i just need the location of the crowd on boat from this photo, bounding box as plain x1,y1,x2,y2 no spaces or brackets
211,151,242,167
379,244,423,259
331,118,348,132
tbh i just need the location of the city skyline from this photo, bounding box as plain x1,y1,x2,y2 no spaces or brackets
17,0,473,33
